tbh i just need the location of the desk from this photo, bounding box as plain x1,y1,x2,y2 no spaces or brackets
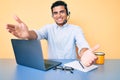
0,59,120,80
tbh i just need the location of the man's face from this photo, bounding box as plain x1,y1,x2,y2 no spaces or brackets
52,6,68,26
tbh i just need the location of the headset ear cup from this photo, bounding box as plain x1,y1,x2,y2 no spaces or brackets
67,11,70,16
68,12,70,15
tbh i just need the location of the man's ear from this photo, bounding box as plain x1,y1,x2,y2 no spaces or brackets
51,14,53,17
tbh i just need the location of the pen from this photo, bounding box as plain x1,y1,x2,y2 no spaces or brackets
79,61,85,69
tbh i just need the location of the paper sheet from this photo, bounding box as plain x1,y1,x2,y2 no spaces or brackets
64,60,98,72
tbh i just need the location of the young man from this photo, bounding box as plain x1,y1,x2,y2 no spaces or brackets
6,1,99,67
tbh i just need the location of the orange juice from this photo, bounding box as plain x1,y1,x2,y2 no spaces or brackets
95,52,105,64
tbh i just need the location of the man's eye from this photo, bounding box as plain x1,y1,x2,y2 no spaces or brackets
60,11,65,13
53,12,58,15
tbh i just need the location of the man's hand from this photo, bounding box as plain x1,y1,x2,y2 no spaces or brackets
6,16,29,39
81,44,100,67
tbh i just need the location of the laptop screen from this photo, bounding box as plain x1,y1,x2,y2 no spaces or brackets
11,39,61,71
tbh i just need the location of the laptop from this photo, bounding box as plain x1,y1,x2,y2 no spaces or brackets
11,39,61,71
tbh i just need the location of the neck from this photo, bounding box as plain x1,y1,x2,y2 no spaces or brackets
57,22,67,27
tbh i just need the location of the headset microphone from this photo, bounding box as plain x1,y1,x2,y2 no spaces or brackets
64,11,70,24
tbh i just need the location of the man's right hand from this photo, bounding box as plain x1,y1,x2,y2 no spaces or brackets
6,16,30,39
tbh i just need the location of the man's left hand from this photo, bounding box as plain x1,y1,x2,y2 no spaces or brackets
81,44,100,67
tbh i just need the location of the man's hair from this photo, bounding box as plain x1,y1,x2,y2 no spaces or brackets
51,0,69,15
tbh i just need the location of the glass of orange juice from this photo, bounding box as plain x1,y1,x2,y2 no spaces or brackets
95,52,105,64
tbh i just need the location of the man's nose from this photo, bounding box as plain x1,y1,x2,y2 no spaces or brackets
57,12,62,17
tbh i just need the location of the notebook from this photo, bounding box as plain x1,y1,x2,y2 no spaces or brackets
11,39,61,71
64,60,98,72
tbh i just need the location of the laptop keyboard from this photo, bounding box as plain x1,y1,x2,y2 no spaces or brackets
45,63,53,68
44,60,54,68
